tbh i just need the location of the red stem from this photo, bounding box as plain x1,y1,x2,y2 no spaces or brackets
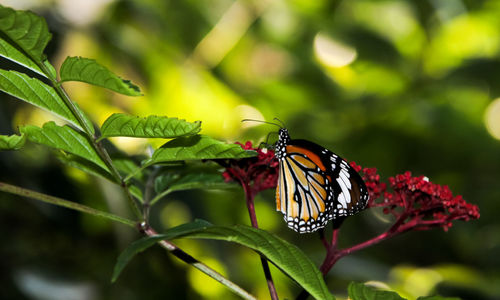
320,212,435,275
241,180,279,300
331,228,340,250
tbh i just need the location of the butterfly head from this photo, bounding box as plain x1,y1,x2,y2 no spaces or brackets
278,128,290,142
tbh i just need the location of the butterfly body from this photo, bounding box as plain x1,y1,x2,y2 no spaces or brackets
275,128,368,233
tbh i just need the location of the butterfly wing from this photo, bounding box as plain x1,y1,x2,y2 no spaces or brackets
276,139,368,233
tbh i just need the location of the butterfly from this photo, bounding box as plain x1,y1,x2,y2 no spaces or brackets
274,127,369,233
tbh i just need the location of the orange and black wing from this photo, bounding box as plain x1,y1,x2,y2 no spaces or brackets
276,139,368,233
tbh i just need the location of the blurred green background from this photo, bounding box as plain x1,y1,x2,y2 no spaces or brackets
1,0,500,299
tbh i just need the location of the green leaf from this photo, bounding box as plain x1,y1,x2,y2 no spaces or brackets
0,69,86,131
43,59,57,79
113,157,144,180
0,38,45,77
56,152,115,182
113,219,334,300
163,222,333,300
152,171,231,205
0,5,52,63
0,133,25,150
74,101,95,135
144,135,257,167
100,113,201,140
348,282,406,300
112,219,212,283
128,184,143,202
156,172,227,193
21,122,108,171
60,57,141,96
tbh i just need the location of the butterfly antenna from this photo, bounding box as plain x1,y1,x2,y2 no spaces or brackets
241,119,282,128
273,118,286,128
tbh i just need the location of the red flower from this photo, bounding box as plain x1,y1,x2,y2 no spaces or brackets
358,167,480,232
222,141,278,198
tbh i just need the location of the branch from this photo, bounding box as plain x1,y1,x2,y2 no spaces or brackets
241,181,279,300
0,181,135,227
39,62,143,220
142,226,257,300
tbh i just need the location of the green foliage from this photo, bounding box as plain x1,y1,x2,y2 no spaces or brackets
0,133,25,150
152,167,232,204
347,282,460,300
114,220,334,300
0,5,51,62
21,122,108,171
348,282,406,300
112,219,213,283
43,59,57,79
100,113,201,139
112,157,144,180
155,172,228,193
0,70,87,130
60,57,142,96
144,135,257,166
56,152,115,182
174,224,335,300
0,3,490,300
0,38,45,77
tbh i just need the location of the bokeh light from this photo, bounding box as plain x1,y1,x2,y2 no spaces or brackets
314,32,357,68
484,98,500,140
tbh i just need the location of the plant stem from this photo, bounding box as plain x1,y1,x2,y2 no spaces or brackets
241,181,279,300
0,181,135,227
295,224,403,300
123,164,148,183
142,226,257,300
331,227,340,250
142,167,160,224
40,62,143,220
0,181,256,299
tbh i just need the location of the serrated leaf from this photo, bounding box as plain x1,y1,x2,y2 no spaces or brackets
0,69,86,131
60,57,141,96
0,133,25,150
348,282,406,300
0,38,45,77
100,113,201,140
144,135,257,167
21,122,108,171
112,219,212,283
56,152,115,182
174,224,334,300
0,5,51,63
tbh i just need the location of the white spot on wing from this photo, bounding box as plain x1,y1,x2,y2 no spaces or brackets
338,192,347,208
339,172,351,189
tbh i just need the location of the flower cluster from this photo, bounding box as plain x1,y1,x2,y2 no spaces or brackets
357,167,480,231
222,141,278,198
